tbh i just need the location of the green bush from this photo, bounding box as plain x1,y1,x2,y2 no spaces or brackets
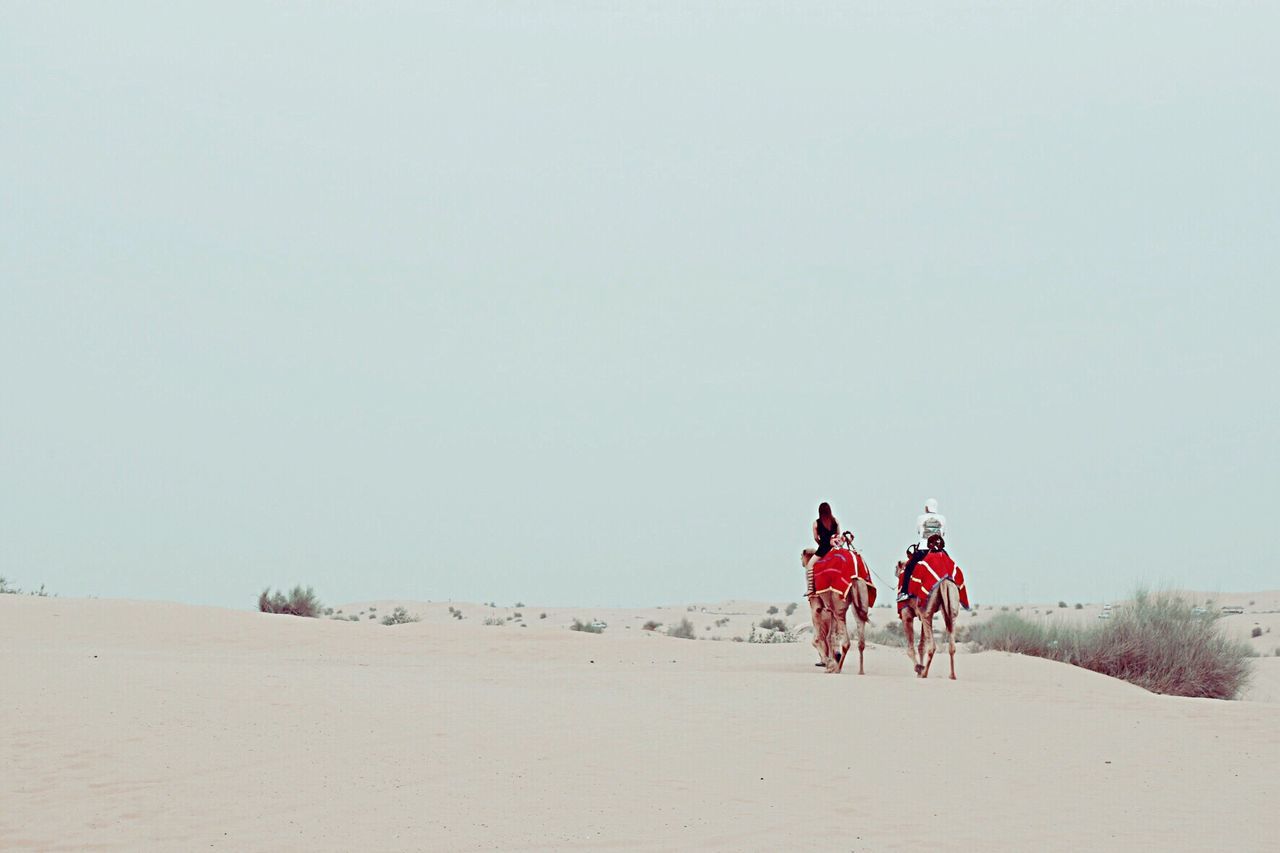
785,602,798,616
758,617,788,632
969,591,1253,699
766,605,779,615
666,618,696,639
381,606,421,626
258,586,323,618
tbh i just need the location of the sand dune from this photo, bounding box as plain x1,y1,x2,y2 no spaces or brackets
2,595,1276,851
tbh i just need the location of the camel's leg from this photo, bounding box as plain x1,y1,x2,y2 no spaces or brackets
809,595,830,668
856,603,866,676
921,610,937,679
945,584,959,680
850,582,868,675
831,594,850,673
901,610,920,673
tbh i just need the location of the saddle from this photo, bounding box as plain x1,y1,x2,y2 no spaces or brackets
811,548,877,606
900,550,969,612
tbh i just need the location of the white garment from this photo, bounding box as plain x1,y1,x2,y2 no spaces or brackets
916,511,947,549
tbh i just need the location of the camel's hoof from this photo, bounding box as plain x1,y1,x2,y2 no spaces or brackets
834,651,842,662
913,664,924,675
950,675,956,681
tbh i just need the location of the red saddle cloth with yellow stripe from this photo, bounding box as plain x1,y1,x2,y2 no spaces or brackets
811,549,877,607
901,550,970,612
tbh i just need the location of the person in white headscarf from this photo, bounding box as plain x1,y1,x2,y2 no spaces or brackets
897,498,948,602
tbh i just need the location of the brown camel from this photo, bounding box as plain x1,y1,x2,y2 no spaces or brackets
802,547,872,674
897,565,961,679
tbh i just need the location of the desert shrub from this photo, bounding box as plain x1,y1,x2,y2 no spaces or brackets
514,601,525,608
539,612,547,619
484,616,505,626
1075,603,1083,610
866,622,907,647
758,617,787,632
367,613,377,619
323,607,334,616
715,617,730,627
1058,601,1068,608
1251,626,1263,638
258,586,323,618
381,607,420,626
642,620,662,631
0,577,19,594
348,614,359,621
513,612,522,619
748,624,797,643
666,618,696,639
785,602,798,616
453,610,463,620
969,591,1253,699
767,605,779,615
732,636,744,642
570,618,603,633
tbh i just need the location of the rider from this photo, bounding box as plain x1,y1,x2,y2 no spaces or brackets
812,502,840,559
897,498,946,602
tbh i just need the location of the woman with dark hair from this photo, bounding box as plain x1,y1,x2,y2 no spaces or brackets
812,502,840,559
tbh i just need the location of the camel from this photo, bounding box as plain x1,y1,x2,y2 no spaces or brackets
896,559,962,680
802,538,874,674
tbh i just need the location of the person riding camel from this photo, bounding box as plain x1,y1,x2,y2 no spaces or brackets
813,502,840,559
897,498,946,602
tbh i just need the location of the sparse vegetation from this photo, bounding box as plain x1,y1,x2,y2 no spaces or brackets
348,614,359,622
513,612,523,619
514,601,525,608
258,586,323,618
642,620,662,631
766,605,779,615
758,617,787,632
570,618,604,634
381,607,420,626
1058,601,1067,608
867,622,907,647
785,602,798,616
714,617,730,627
1251,627,1263,638
748,624,797,643
540,613,547,619
666,618,696,639
0,577,18,594
483,616,505,626
1075,603,1083,610
967,590,1253,699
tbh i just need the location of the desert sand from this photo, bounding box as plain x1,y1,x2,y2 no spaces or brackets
2,593,1277,851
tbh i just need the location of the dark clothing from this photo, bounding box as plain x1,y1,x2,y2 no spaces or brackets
900,546,947,596
815,518,839,557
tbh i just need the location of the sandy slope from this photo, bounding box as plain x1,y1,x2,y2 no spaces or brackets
2,596,1276,852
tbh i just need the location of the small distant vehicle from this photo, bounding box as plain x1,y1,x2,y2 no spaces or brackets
590,620,608,629
1220,606,1244,615
1191,607,1209,617
1097,611,1112,619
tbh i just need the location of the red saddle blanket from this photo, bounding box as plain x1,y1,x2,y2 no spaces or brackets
811,549,877,606
901,551,970,612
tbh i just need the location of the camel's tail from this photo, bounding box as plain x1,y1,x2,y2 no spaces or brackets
940,580,957,634
850,580,870,626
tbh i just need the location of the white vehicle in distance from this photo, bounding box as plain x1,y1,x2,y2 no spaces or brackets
1220,606,1245,615
590,620,608,630
1098,604,1113,619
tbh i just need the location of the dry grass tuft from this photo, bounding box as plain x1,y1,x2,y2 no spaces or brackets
968,590,1253,699
258,586,323,618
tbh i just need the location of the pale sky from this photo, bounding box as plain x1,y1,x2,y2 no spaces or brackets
2,3,1277,609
